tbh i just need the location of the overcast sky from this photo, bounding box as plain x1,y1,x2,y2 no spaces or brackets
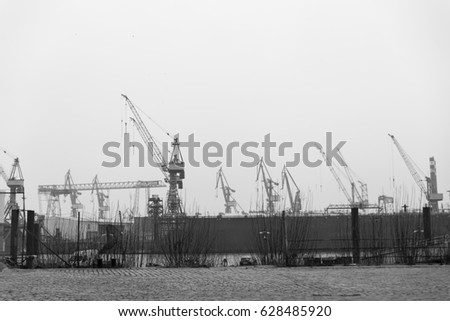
0,0,449,218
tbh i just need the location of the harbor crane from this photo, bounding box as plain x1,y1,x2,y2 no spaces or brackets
215,167,243,214
91,175,109,219
256,158,280,214
122,94,185,216
314,143,377,211
0,148,25,222
64,170,83,218
281,165,302,215
388,134,443,212
341,154,370,207
314,144,357,207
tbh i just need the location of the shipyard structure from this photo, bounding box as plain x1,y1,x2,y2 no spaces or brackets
1,96,449,267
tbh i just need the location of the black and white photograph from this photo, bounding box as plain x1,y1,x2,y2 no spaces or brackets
0,0,449,319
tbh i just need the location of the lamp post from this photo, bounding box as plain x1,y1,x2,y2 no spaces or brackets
259,231,270,265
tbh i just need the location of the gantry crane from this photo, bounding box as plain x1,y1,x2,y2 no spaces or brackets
39,174,165,218
91,175,110,219
388,134,443,212
256,158,280,214
122,94,185,216
281,165,301,215
215,167,243,214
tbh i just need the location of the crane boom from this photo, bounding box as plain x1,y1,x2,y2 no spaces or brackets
337,150,364,204
39,173,165,217
122,94,169,181
388,134,428,198
315,144,354,205
39,180,165,193
0,164,8,182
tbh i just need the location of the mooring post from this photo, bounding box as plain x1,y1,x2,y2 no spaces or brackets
282,211,289,266
33,221,40,256
351,207,360,264
26,210,35,268
10,209,20,264
422,206,432,263
422,206,432,241
77,211,80,268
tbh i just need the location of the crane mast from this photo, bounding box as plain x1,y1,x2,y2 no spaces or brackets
122,94,184,216
166,135,185,215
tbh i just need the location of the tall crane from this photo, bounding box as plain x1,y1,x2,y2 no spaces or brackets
388,134,443,212
215,167,243,214
91,175,109,219
338,151,366,205
64,170,83,218
0,148,25,222
41,170,82,218
256,158,280,214
122,94,185,216
281,165,302,215
314,143,355,206
314,143,377,211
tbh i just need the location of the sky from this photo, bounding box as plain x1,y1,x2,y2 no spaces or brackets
0,0,449,218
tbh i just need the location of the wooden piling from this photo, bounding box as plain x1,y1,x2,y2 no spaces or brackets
351,207,360,264
26,210,35,268
422,206,432,240
10,209,20,264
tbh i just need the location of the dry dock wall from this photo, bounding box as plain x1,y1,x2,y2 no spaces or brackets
4,212,449,257
135,213,450,254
